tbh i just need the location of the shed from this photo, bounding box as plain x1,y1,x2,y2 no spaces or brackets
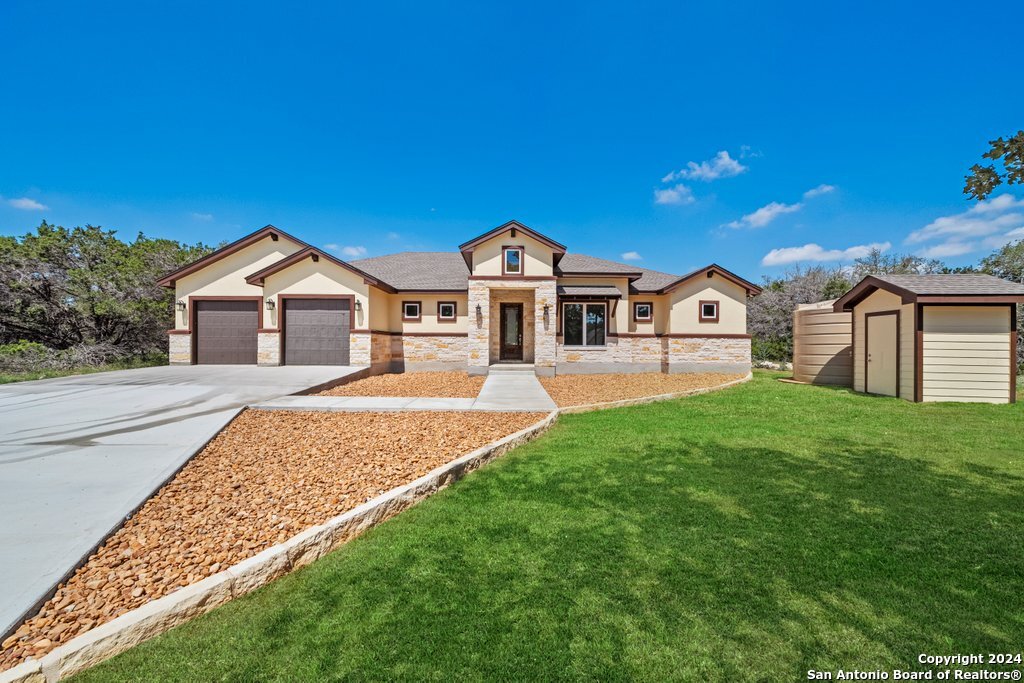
833,274,1024,404
792,300,853,386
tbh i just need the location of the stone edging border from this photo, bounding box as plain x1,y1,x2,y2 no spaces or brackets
1,371,752,683
1,411,559,683
557,373,752,414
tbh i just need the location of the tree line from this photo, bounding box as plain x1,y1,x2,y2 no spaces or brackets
0,222,212,372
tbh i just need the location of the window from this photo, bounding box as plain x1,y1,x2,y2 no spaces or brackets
562,302,606,346
699,300,719,323
503,246,524,275
633,302,653,321
402,301,421,321
437,301,457,321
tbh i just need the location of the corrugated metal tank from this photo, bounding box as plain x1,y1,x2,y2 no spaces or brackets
792,299,853,386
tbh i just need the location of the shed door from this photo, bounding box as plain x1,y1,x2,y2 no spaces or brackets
284,298,350,365
866,313,898,396
195,300,258,364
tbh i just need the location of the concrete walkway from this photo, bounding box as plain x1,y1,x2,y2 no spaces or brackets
0,364,363,639
253,366,557,413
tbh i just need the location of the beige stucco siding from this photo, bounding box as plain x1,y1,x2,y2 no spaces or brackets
922,306,1011,403
172,235,304,329
472,233,554,277
368,288,391,330
667,276,748,335
260,259,372,331
384,293,470,333
629,295,670,336
851,290,915,399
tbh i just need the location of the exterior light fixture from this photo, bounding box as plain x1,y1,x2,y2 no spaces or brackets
476,304,482,316
355,300,362,312
265,298,275,311
175,300,186,312
543,304,550,325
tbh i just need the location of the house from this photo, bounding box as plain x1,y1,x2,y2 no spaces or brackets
832,274,1024,403
158,220,762,376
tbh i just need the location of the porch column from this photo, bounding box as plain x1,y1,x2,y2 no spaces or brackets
534,280,556,376
468,281,490,375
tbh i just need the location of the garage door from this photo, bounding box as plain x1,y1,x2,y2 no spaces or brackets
284,298,350,365
195,300,258,364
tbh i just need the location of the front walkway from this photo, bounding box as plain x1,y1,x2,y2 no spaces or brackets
253,367,557,413
0,364,363,640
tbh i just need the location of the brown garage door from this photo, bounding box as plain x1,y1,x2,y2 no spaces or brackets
283,298,350,365
195,300,258,364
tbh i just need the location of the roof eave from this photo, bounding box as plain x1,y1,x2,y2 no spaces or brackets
243,246,397,293
458,220,567,253
657,264,762,296
157,225,308,288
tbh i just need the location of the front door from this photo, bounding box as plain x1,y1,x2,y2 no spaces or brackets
499,303,524,361
866,312,898,396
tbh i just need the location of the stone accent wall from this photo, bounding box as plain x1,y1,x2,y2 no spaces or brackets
168,333,191,365
533,281,556,376
488,288,536,364
349,332,371,366
369,332,394,369
402,335,469,371
666,336,751,374
468,282,489,374
257,332,281,366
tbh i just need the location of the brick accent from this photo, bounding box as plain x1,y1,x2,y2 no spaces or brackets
257,331,281,366
168,333,192,365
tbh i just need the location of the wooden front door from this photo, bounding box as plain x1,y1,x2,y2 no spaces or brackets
499,303,524,361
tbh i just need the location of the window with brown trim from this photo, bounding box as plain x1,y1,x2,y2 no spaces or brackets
402,301,422,321
699,300,719,323
562,302,607,346
437,301,457,321
633,301,653,321
502,246,524,276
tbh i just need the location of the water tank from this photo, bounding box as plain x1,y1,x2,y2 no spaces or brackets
792,300,853,386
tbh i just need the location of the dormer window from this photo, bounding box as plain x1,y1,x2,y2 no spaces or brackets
503,246,524,276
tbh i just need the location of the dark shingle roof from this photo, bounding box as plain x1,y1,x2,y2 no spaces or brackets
349,252,469,290
875,274,1024,295
555,253,679,292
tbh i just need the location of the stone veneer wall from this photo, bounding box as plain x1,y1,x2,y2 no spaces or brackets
257,332,280,366
168,333,191,365
467,282,489,375
349,332,371,366
533,281,556,376
402,335,469,371
666,336,751,374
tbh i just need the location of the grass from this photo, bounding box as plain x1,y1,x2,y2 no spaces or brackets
73,372,1024,681
0,355,166,384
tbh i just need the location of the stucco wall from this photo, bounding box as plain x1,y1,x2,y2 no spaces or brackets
172,235,304,329
471,232,554,277
261,259,371,331
922,305,1012,403
851,289,915,400
383,293,470,333
667,276,748,335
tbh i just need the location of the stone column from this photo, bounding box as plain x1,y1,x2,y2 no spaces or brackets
258,331,281,366
168,332,192,365
468,281,490,375
533,280,556,376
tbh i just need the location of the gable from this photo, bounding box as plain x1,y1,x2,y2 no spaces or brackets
468,231,559,277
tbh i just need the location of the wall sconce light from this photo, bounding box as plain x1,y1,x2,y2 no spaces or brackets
543,304,550,325
265,298,275,311
476,304,482,316
354,300,362,312
175,300,186,312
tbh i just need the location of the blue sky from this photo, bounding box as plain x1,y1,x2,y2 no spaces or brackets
2,1,1022,281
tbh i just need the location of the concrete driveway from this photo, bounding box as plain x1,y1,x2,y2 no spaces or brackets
0,364,361,638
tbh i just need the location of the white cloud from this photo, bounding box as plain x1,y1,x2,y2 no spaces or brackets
8,197,48,211
654,184,695,205
917,241,977,258
725,201,802,229
803,184,836,199
662,151,748,183
190,212,213,221
620,251,642,261
761,241,891,266
340,245,367,258
906,194,1024,244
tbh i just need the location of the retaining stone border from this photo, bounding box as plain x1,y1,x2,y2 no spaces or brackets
0,372,752,683
0,411,559,683
557,373,752,414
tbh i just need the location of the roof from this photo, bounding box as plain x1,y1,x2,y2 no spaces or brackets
656,264,763,296
349,252,469,291
834,274,1024,311
157,225,308,287
458,220,567,253
244,246,390,290
556,285,623,298
554,253,681,292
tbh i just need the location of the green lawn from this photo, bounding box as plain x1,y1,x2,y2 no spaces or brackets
75,372,1024,681
0,355,166,384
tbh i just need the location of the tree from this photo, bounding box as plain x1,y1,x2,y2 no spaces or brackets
978,239,1024,372
851,247,945,278
963,130,1024,200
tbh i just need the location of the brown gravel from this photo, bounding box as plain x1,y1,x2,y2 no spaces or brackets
0,409,545,671
317,371,485,398
539,372,744,407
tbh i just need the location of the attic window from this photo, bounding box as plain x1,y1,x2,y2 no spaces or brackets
699,300,719,323
503,246,523,275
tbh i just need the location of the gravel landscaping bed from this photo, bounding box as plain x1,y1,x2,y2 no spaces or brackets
0,409,546,672
317,371,485,398
539,372,745,407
